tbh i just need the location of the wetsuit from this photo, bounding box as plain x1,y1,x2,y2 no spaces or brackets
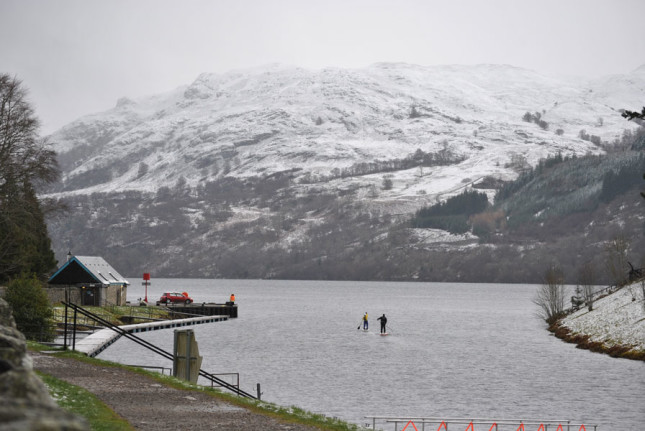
377,314,387,333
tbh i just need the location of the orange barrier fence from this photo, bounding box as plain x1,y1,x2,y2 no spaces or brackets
364,416,597,431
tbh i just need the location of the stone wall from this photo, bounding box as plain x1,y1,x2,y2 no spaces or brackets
46,285,127,306
0,298,88,430
106,285,128,306
46,286,82,304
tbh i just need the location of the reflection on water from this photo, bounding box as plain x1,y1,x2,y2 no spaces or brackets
98,279,645,430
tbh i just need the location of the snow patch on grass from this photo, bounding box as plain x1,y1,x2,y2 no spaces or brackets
561,283,645,351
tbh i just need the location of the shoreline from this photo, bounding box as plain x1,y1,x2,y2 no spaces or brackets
549,322,645,361
549,284,645,362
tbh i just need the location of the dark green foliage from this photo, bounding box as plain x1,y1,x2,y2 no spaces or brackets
411,190,488,233
497,152,639,228
0,74,59,283
622,108,645,200
599,153,645,203
382,177,393,190
417,190,489,217
621,107,645,121
522,111,549,130
4,273,55,341
63,165,113,190
496,152,571,202
413,214,470,234
301,147,465,183
579,129,603,146
630,128,645,151
493,125,645,237
0,184,57,280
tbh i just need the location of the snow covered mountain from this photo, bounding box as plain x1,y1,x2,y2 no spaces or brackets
47,63,644,212
43,63,645,280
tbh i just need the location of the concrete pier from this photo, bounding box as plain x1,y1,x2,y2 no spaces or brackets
73,314,228,357
161,303,238,318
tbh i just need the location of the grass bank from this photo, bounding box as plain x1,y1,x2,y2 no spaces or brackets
51,304,174,327
29,343,365,431
37,371,134,431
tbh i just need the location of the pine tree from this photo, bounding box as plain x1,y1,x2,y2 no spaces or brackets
622,106,645,199
621,107,645,121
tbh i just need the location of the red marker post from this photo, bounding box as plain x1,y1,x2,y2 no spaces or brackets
142,273,151,303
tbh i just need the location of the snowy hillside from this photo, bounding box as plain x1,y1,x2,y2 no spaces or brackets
43,63,645,280
560,284,645,357
46,63,645,214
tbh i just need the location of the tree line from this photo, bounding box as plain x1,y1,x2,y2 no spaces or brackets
0,74,59,282
299,147,465,184
0,74,59,341
411,189,489,233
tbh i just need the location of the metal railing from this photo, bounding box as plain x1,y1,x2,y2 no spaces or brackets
563,283,622,315
61,301,256,399
365,416,598,431
124,364,172,375
205,372,239,389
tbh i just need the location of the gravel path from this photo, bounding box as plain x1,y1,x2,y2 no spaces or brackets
31,352,322,431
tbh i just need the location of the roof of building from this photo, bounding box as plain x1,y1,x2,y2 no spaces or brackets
48,255,130,286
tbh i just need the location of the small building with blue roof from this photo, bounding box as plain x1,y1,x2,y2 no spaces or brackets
48,252,129,306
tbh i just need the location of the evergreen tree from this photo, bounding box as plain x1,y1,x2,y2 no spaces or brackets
621,107,645,121
411,190,489,233
4,273,55,341
622,107,645,199
0,74,60,282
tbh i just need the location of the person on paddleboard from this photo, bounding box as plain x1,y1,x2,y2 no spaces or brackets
362,312,368,330
377,314,387,334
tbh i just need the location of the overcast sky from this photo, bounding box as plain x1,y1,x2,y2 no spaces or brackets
1,0,644,134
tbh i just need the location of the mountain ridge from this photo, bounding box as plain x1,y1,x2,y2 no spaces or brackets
46,63,642,203
42,63,645,281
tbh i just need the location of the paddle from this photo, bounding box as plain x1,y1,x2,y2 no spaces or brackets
358,313,367,330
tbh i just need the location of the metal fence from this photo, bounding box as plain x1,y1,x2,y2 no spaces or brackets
365,416,598,431
61,301,256,399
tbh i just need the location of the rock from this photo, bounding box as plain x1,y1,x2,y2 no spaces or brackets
0,298,88,430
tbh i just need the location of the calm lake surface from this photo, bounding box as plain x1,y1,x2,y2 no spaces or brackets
98,279,645,430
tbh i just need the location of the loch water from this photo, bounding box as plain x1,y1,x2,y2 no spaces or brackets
97,279,645,430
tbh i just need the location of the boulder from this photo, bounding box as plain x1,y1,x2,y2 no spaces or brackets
0,298,88,430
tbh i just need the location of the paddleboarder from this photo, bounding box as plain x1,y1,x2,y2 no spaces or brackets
377,314,387,334
362,312,368,330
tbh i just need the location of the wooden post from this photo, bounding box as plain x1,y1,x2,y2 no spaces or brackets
72,307,77,351
63,302,68,350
